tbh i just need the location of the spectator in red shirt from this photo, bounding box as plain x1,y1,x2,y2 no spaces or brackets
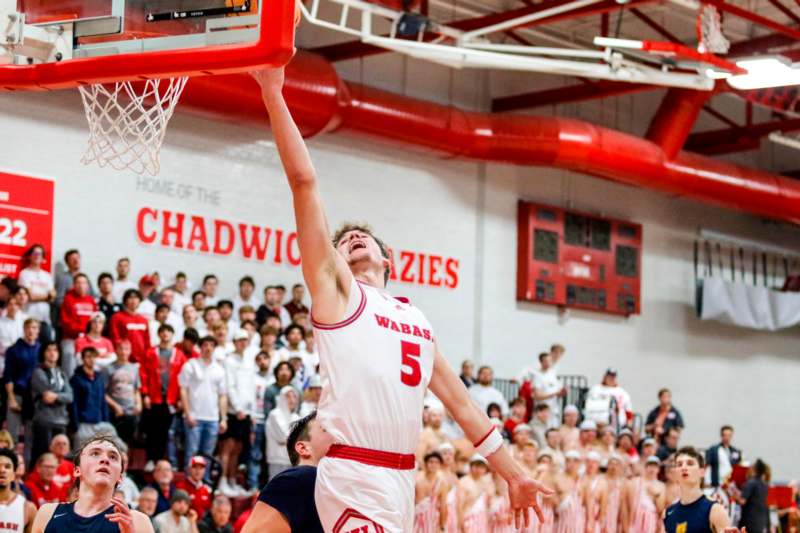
503,397,529,438
59,273,98,377
49,434,74,491
176,455,213,519
109,289,150,363
25,452,66,507
23,434,74,496
140,324,192,469
75,312,116,372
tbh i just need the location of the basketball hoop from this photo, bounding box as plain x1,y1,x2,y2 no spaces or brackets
698,5,729,55
78,77,189,176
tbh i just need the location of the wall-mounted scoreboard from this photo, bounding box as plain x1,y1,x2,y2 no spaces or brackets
516,201,642,316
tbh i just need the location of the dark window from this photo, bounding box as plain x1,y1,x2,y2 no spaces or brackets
533,229,559,264
616,245,638,277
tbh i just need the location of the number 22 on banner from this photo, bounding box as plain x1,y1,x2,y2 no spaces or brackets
0,218,27,246
400,340,421,387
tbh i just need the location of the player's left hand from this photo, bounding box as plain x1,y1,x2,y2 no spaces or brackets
507,476,555,529
723,529,746,533
106,497,134,533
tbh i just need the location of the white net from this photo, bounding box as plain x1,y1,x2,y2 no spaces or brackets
698,5,729,55
78,77,189,176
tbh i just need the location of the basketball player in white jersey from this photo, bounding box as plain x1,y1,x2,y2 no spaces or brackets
32,435,153,533
0,449,36,533
253,65,552,532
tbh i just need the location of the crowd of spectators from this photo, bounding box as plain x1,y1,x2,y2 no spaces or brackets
0,246,319,532
419,345,772,532
0,245,777,532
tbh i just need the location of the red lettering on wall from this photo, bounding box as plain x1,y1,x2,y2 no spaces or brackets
187,216,210,252
428,254,442,287
136,207,158,244
213,220,235,255
274,229,284,264
445,258,459,288
286,232,301,266
400,251,415,283
387,248,398,281
134,206,460,289
239,224,271,260
161,210,185,249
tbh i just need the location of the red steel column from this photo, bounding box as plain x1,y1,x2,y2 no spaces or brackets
645,88,714,160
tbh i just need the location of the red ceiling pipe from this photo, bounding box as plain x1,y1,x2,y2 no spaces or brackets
646,88,714,159
180,52,800,224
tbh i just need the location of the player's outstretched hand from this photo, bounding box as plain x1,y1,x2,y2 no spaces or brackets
251,67,285,94
507,476,555,530
723,528,746,533
106,497,134,533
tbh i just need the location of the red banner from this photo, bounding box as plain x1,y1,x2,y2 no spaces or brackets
0,171,55,278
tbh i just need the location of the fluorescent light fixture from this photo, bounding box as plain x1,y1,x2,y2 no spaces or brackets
593,36,644,50
727,56,800,90
768,131,800,151
705,68,732,79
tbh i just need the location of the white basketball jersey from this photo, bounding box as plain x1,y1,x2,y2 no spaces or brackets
0,494,25,532
312,278,436,454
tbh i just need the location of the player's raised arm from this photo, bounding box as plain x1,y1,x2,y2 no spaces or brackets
252,66,350,321
428,346,554,529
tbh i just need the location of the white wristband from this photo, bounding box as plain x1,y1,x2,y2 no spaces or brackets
474,427,503,458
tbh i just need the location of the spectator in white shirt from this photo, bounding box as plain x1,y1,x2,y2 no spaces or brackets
211,323,231,364
468,365,509,417
240,319,261,357
201,275,219,306
299,374,321,417
168,272,192,315
218,329,255,497
152,489,198,533
180,304,201,340
0,298,24,364
520,345,567,427
17,244,55,328
179,336,228,466
201,307,221,340
136,275,158,321
584,368,633,428
158,289,182,329
12,287,30,323
248,350,273,489
217,300,237,342
276,324,314,379
266,385,300,481
111,257,137,303
232,276,258,315
191,290,207,314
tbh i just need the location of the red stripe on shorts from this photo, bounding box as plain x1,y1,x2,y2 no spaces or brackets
326,444,416,470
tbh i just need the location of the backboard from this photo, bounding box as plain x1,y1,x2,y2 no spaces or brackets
0,0,296,90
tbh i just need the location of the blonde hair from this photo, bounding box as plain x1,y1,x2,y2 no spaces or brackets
0,430,14,449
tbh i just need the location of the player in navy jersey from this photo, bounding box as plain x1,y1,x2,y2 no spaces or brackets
242,411,324,533
664,447,744,533
31,435,153,533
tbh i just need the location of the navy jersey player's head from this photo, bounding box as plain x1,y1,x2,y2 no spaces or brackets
0,448,18,490
675,447,705,488
288,411,328,466
73,434,126,492
332,224,391,287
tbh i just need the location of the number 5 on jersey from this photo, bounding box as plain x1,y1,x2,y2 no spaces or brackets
400,341,421,387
